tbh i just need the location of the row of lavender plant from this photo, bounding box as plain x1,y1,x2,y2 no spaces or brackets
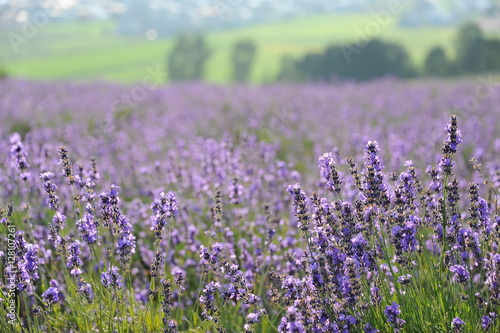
0,77,498,332
1,114,498,332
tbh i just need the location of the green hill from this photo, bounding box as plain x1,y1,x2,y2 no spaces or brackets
0,14,480,83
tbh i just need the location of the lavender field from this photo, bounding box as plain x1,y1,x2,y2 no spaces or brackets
0,77,499,332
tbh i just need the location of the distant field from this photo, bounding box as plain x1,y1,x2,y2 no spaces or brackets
0,13,489,83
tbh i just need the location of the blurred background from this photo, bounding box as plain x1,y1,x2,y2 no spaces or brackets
0,0,499,84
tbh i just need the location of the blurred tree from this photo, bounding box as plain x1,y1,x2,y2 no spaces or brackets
424,46,450,76
480,39,500,71
291,39,415,82
168,35,211,82
231,40,257,83
455,23,485,73
296,53,327,81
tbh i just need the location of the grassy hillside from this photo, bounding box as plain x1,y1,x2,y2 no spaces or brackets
0,13,473,83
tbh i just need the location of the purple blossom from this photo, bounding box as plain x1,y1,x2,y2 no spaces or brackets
370,287,382,305
391,218,418,253
481,313,497,330
40,171,59,210
229,178,244,204
42,286,60,305
10,133,30,181
23,244,39,283
78,281,94,303
66,241,83,277
101,266,123,289
444,118,463,153
451,317,465,331
100,184,120,227
384,302,405,329
150,191,179,239
364,323,379,333
318,152,342,193
477,197,491,234
76,211,98,244
279,306,305,333
116,215,136,264
397,274,412,285
246,311,261,324
364,141,384,172
450,265,470,284
199,281,220,321
287,183,310,231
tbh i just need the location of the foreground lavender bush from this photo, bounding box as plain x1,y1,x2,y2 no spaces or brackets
0,78,499,332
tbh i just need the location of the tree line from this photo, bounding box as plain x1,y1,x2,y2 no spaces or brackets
424,23,500,77
278,22,500,82
1,22,497,83
166,22,500,83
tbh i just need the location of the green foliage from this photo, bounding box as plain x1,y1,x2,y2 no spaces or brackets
168,35,211,82
287,38,416,82
424,46,451,77
0,15,471,83
454,22,500,74
231,40,257,83
9,121,31,139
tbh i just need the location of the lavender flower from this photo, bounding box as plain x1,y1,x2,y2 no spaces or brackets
443,115,462,154
287,183,310,231
161,279,178,333
391,219,418,253
23,244,39,283
318,152,342,193
229,178,244,204
76,210,98,244
40,172,59,210
100,184,120,228
58,146,75,185
101,266,123,289
384,302,405,330
10,133,30,181
77,280,94,303
364,323,379,333
397,274,412,285
370,286,382,306
199,281,220,321
278,306,305,333
42,286,60,305
481,313,497,330
48,212,66,249
116,215,136,265
485,253,500,305
66,240,83,277
450,265,470,284
363,141,389,206
150,191,179,239
439,115,462,175
451,317,465,332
